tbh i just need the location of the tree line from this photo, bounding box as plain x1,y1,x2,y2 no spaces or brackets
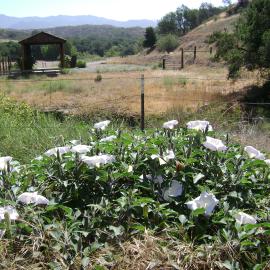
143,3,226,52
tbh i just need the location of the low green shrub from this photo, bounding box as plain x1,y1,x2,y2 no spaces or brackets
157,34,179,52
76,60,86,68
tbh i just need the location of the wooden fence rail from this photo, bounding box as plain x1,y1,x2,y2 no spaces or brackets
162,46,213,70
0,57,12,75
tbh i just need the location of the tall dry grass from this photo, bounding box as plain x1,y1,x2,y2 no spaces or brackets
0,67,256,117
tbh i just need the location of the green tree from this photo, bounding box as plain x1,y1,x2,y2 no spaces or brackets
212,0,270,78
143,27,157,48
157,34,179,52
157,12,178,35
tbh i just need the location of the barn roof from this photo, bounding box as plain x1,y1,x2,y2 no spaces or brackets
19,31,66,45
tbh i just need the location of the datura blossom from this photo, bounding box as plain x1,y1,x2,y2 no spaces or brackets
17,192,49,205
265,159,270,165
45,146,71,157
70,140,81,145
151,150,175,165
186,192,219,216
244,146,265,160
163,180,183,201
203,137,227,152
187,120,213,132
140,174,164,184
94,120,111,130
71,145,92,154
81,154,115,168
0,229,5,239
0,206,19,221
235,212,257,225
163,120,179,129
0,156,13,171
100,135,117,142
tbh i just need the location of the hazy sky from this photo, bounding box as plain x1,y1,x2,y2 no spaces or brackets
2,0,236,20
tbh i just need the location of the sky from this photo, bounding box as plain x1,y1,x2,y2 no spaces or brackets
1,0,236,21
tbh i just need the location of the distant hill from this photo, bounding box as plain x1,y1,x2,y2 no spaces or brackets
0,24,145,42
0,14,156,30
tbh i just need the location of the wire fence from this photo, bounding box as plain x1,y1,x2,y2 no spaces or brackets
0,73,269,128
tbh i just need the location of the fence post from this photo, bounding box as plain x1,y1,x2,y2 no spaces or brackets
162,58,166,70
8,57,11,72
4,57,8,73
194,46,197,62
181,48,184,69
140,74,145,131
2,57,4,73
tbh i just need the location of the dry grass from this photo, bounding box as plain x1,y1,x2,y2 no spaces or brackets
88,231,257,270
0,67,256,117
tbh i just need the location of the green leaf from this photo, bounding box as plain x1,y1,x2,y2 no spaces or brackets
193,173,204,184
179,215,187,225
192,208,205,217
81,257,90,268
109,225,124,237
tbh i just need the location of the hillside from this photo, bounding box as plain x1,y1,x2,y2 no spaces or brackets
175,12,239,50
0,14,156,29
42,25,144,40
0,24,145,41
111,12,240,66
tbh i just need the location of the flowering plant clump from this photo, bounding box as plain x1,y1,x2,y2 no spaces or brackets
94,120,111,130
187,120,213,132
244,146,265,160
203,136,227,152
163,120,178,129
0,119,269,268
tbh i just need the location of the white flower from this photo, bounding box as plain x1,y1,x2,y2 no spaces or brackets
128,165,133,173
0,229,5,239
203,136,227,152
94,120,111,130
164,150,175,161
71,145,91,154
45,146,71,157
17,192,49,205
151,150,175,165
187,120,213,132
70,140,81,145
139,174,164,184
163,120,179,129
186,192,219,216
163,180,183,201
0,206,19,221
153,175,164,184
235,212,257,225
265,159,270,165
0,156,13,171
100,135,117,142
81,154,115,168
244,146,265,160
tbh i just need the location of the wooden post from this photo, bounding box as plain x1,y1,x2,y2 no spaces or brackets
2,58,5,73
210,47,213,55
8,57,11,72
181,48,184,69
4,57,8,72
140,74,145,131
60,43,64,69
162,58,166,70
194,46,197,62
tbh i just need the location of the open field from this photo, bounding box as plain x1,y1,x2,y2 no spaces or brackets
0,66,257,117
